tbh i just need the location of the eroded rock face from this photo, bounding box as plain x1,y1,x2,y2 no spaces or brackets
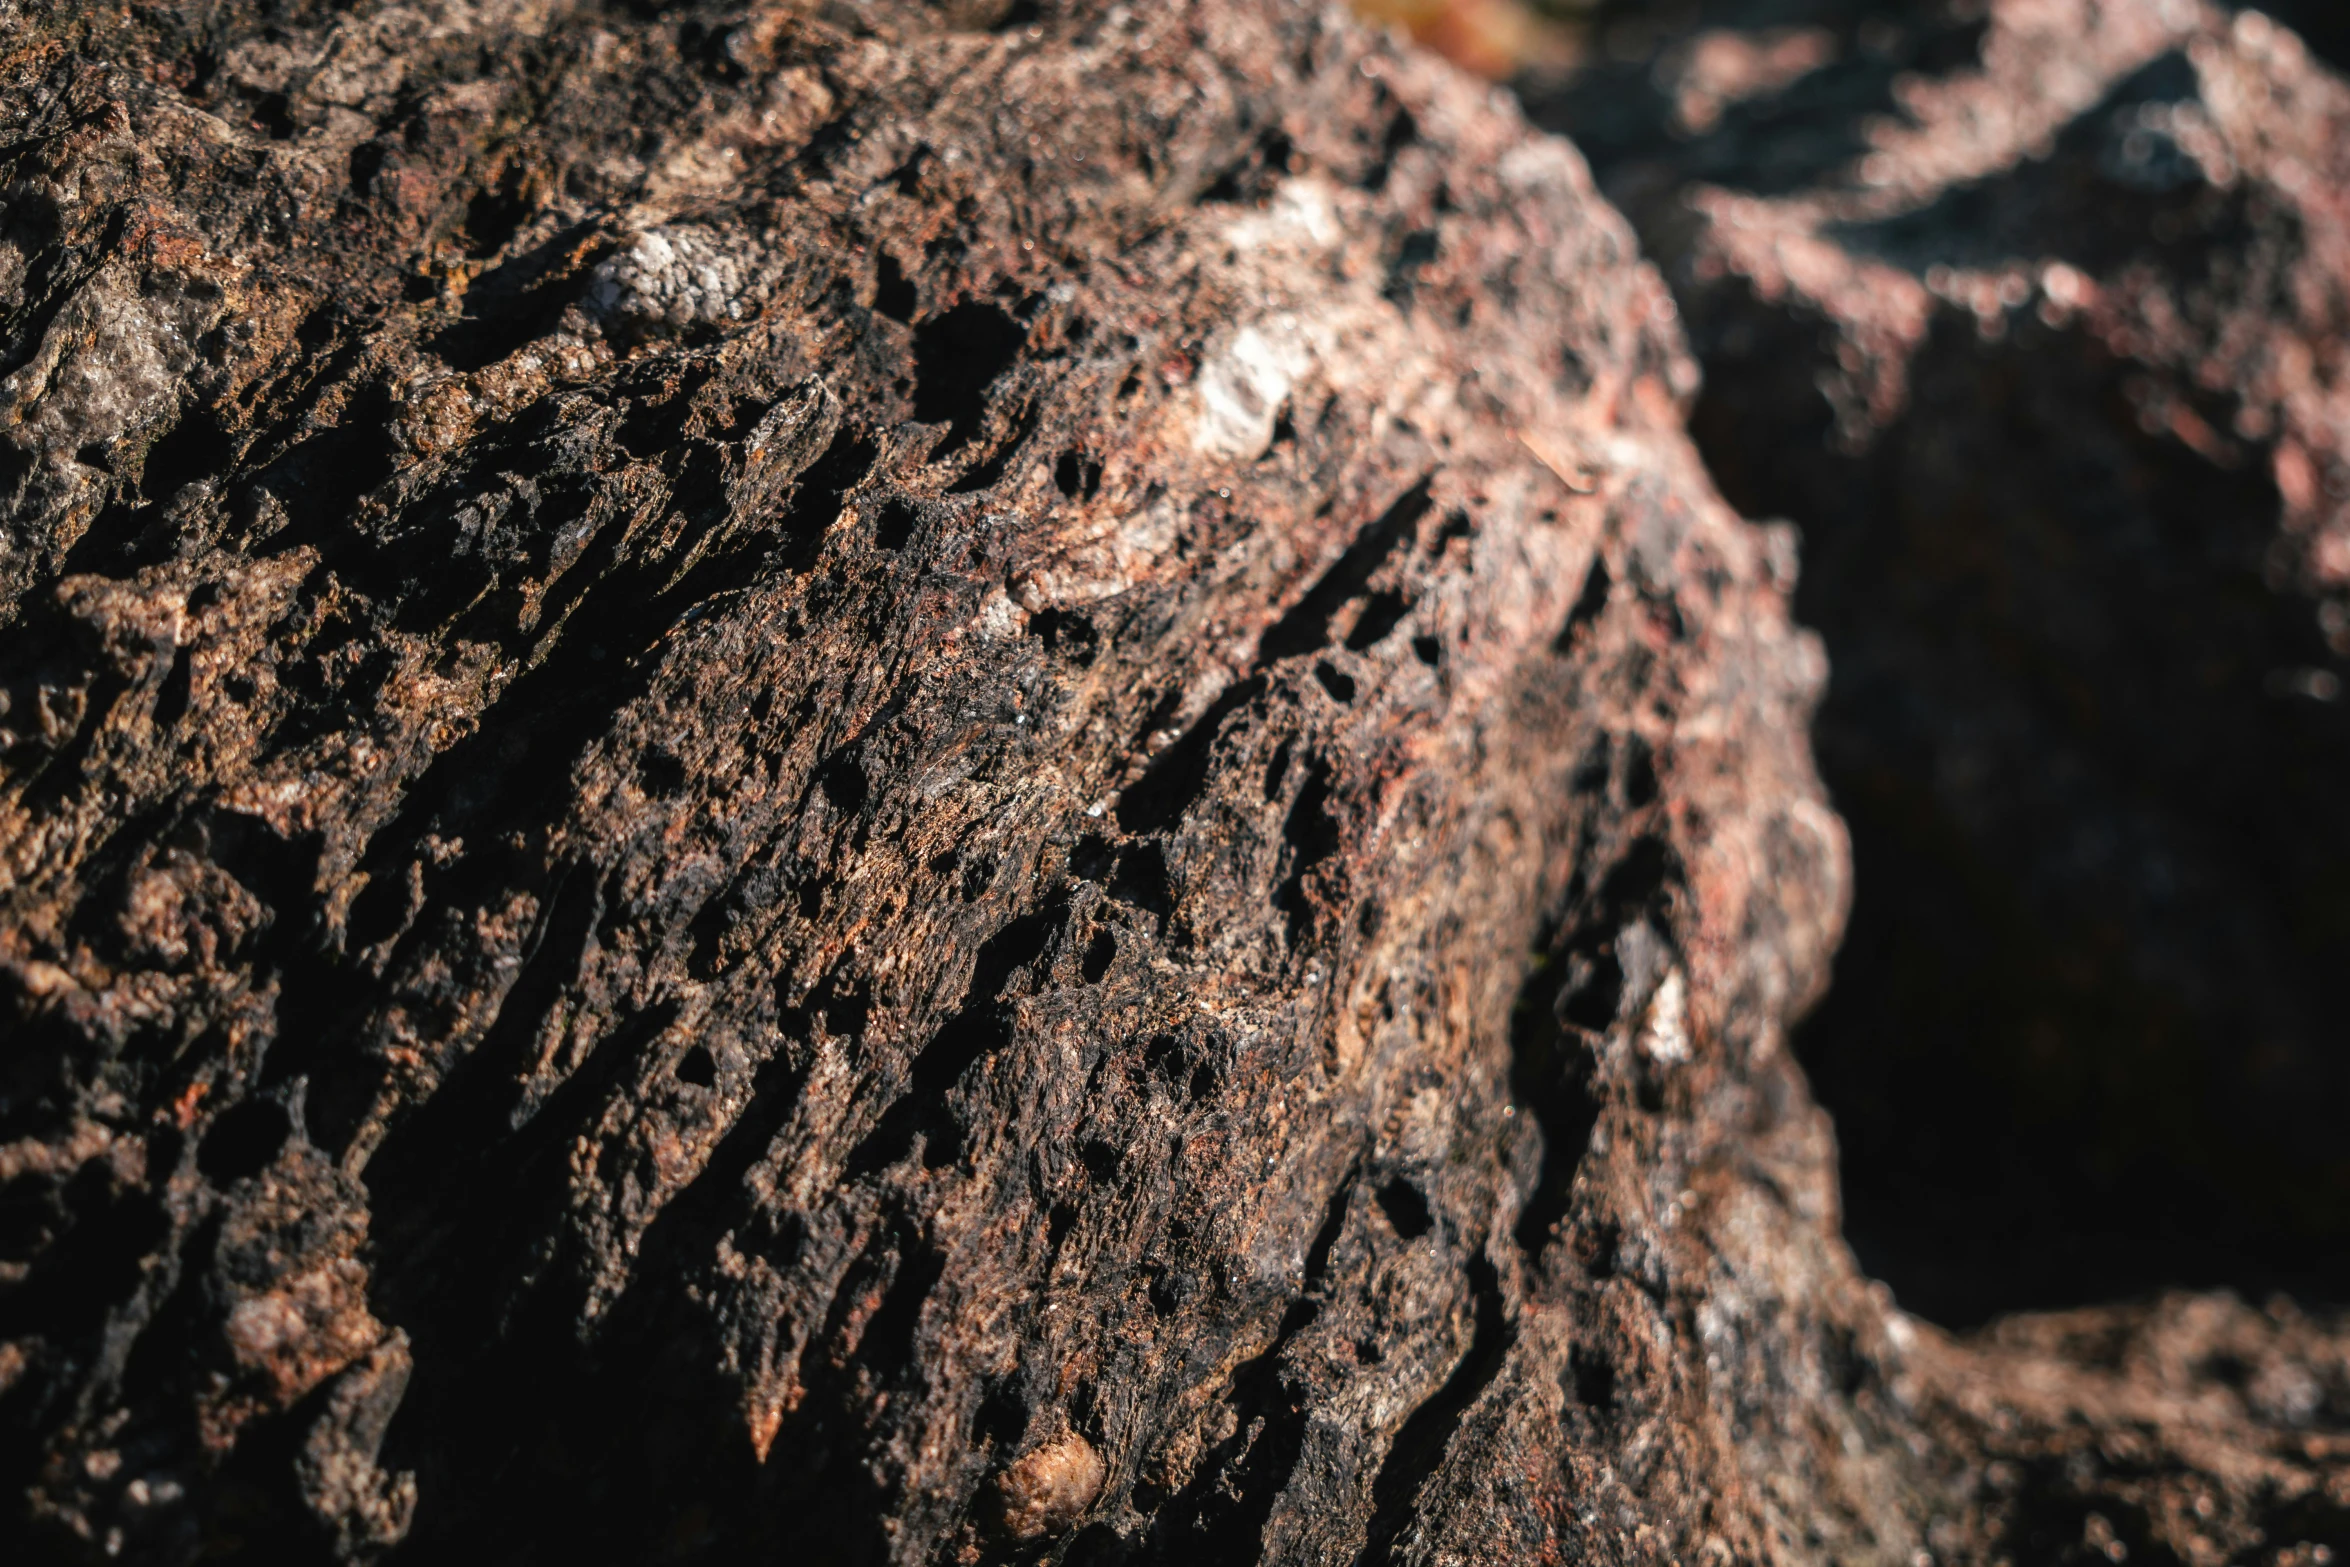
3,0,2345,1563
0,0,1880,1560
1530,0,2350,1325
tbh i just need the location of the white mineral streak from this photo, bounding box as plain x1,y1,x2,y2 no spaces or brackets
0,267,219,465
1185,178,1351,464
973,588,1026,641
586,226,762,333
1232,176,1345,252
1019,175,1440,614
1641,968,1692,1064
1191,321,1311,462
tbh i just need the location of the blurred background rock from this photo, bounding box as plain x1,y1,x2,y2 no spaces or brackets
1358,0,2347,79
1363,0,2350,1329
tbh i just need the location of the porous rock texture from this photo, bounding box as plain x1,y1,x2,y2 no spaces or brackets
0,2,2346,1566
1530,0,2350,1325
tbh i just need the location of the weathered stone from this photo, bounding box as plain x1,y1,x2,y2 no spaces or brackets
0,0,1865,1558
2,0,2346,1564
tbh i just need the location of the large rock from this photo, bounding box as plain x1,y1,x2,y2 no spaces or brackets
0,0,1866,1558
1,0,2345,1564
1530,0,2350,1326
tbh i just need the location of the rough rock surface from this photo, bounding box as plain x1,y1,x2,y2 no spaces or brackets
1530,0,2350,1325
1,1,2346,1565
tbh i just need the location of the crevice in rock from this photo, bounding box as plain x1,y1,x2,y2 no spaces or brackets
1138,1170,1357,1563
1257,477,1433,665
1354,1254,1511,1567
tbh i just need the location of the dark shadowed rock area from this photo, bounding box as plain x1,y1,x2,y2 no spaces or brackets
2,0,2349,1564
1529,0,2350,1328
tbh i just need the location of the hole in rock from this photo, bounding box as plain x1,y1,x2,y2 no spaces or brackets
1313,662,1356,703
1054,450,1104,498
1070,834,1116,882
820,979,872,1040
913,301,1029,457
1108,843,1174,921
1555,555,1610,654
1346,590,1412,651
250,91,297,140
1375,1178,1432,1239
463,165,532,259
872,496,918,549
819,755,869,816
975,1382,1029,1449
141,405,229,505
1032,607,1099,664
873,252,916,322
1081,928,1115,983
1274,761,1343,945
1201,126,1294,205
198,1099,291,1184
1259,478,1433,664
1360,1256,1509,1563
1621,734,1659,808
1570,1347,1616,1413
1263,736,1294,801
638,748,688,797
1382,228,1440,309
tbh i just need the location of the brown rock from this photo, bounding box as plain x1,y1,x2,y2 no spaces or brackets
0,0,2344,1564
0,0,1865,1558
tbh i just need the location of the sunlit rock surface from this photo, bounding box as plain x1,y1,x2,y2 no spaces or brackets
1,1,2346,1563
